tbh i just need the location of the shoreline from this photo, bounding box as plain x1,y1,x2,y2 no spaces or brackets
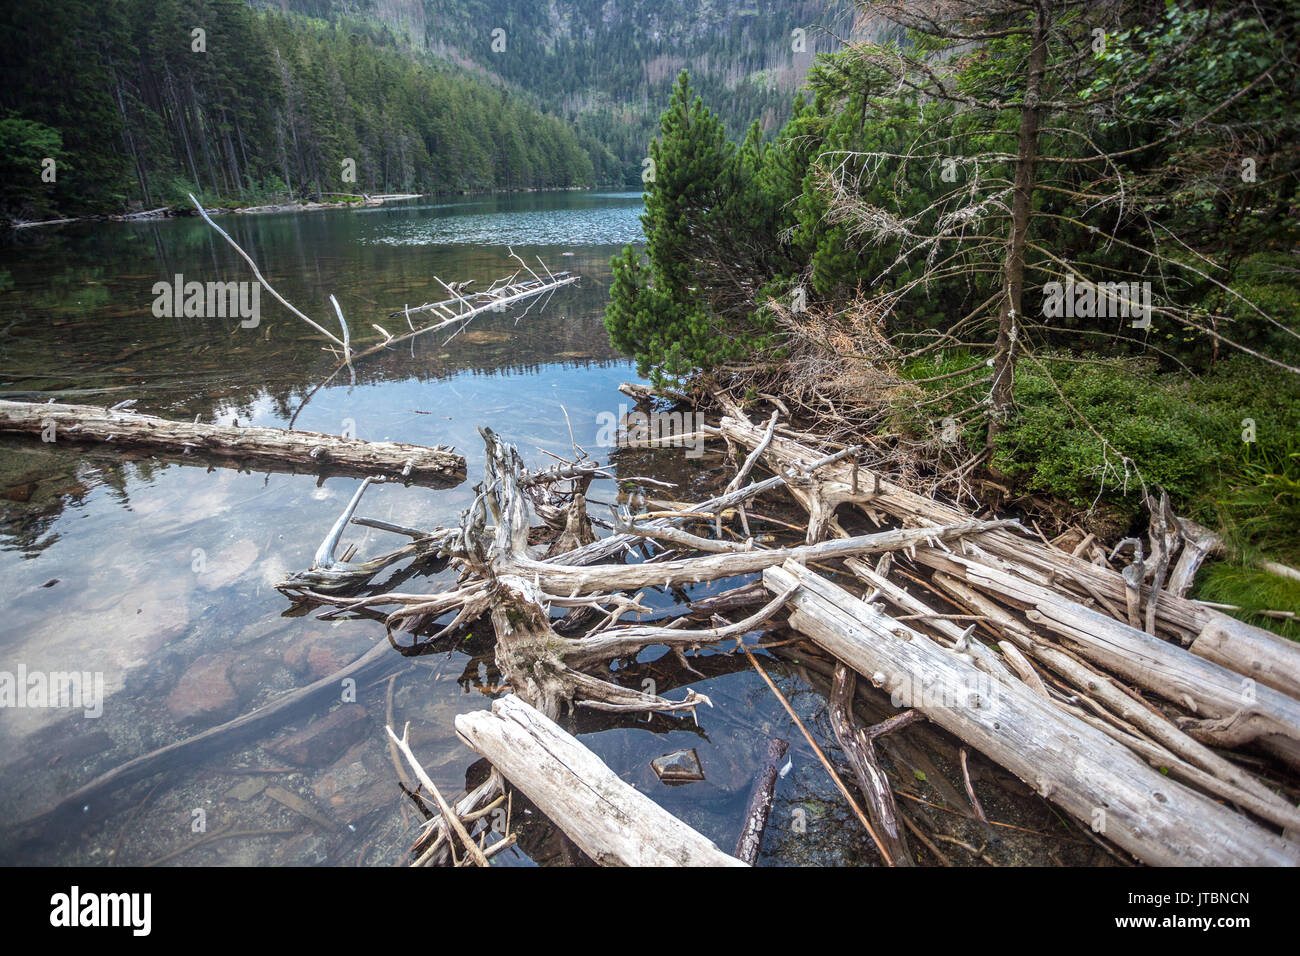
6,184,636,232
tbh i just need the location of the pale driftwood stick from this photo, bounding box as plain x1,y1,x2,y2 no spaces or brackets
189,194,346,347
920,548,1300,761
360,273,576,361
997,641,1050,698
504,519,1018,596
726,410,779,496
830,665,913,866
1144,491,1180,636
959,748,988,825
328,294,352,364
612,511,751,554
386,723,488,867
1167,520,1225,597
718,410,777,537
455,695,746,866
929,571,1300,832
618,381,690,405
411,771,504,867
551,443,864,568
1262,560,1300,583
0,400,466,486
734,737,789,865
562,585,796,667
764,560,1300,866
1190,614,1300,699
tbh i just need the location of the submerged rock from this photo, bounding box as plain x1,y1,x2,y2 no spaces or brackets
651,748,705,785
165,653,238,722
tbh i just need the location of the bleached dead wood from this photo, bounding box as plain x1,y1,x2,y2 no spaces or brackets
719,418,1198,638
720,416,1300,690
1167,520,1225,597
1190,614,1300,702
763,561,1300,866
454,694,747,866
918,547,1300,764
500,518,1019,596
931,572,1300,832
0,400,465,486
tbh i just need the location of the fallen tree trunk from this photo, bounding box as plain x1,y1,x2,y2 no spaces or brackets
930,571,1300,832
454,694,747,866
0,400,466,486
720,416,1300,701
733,737,789,865
503,518,1019,596
919,547,1300,764
1191,615,1300,701
764,560,1300,866
719,417,1268,645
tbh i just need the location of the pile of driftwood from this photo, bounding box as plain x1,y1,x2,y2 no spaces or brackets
9,196,1299,864
261,385,1298,867
8,384,1300,864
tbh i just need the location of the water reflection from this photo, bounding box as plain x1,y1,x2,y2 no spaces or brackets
0,192,1097,867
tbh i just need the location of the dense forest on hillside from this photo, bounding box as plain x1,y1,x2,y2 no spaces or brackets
255,0,860,185
0,0,598,219
607,0,1300,634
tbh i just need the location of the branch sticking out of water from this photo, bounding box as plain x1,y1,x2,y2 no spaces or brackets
188,194,348,348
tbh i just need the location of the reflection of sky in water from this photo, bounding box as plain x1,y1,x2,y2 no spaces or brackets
365,193,645,248
0,190,1085,866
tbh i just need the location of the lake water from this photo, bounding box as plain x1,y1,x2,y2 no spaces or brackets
0,191,1097,866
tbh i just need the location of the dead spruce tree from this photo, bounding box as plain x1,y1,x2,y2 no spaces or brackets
819,0,1300,451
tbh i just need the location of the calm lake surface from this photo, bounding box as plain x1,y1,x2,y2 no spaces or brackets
0,191,1096,866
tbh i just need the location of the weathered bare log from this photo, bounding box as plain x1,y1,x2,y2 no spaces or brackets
504,519,1019,596
733,737,789,865
920,547,1300,764
764,561,1300,866
931,572,1300,832
1190,614,1300,700
0,400,465,486
719,418,1206,640
829,664,913,865
454,694,747,866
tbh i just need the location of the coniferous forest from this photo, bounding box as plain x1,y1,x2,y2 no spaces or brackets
0,1,601,218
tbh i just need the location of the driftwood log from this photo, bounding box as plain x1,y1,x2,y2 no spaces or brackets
733,737,789,865
720,417,1300,735
455,695,747,866
920,547,1300,766
0,400,466,486
719,415,1294,653
764,561,1300,867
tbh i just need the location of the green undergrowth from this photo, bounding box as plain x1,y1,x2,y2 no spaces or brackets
893,351,1300,636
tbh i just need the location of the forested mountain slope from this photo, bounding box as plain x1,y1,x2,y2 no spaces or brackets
0,1,597,218
255,0,859,184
